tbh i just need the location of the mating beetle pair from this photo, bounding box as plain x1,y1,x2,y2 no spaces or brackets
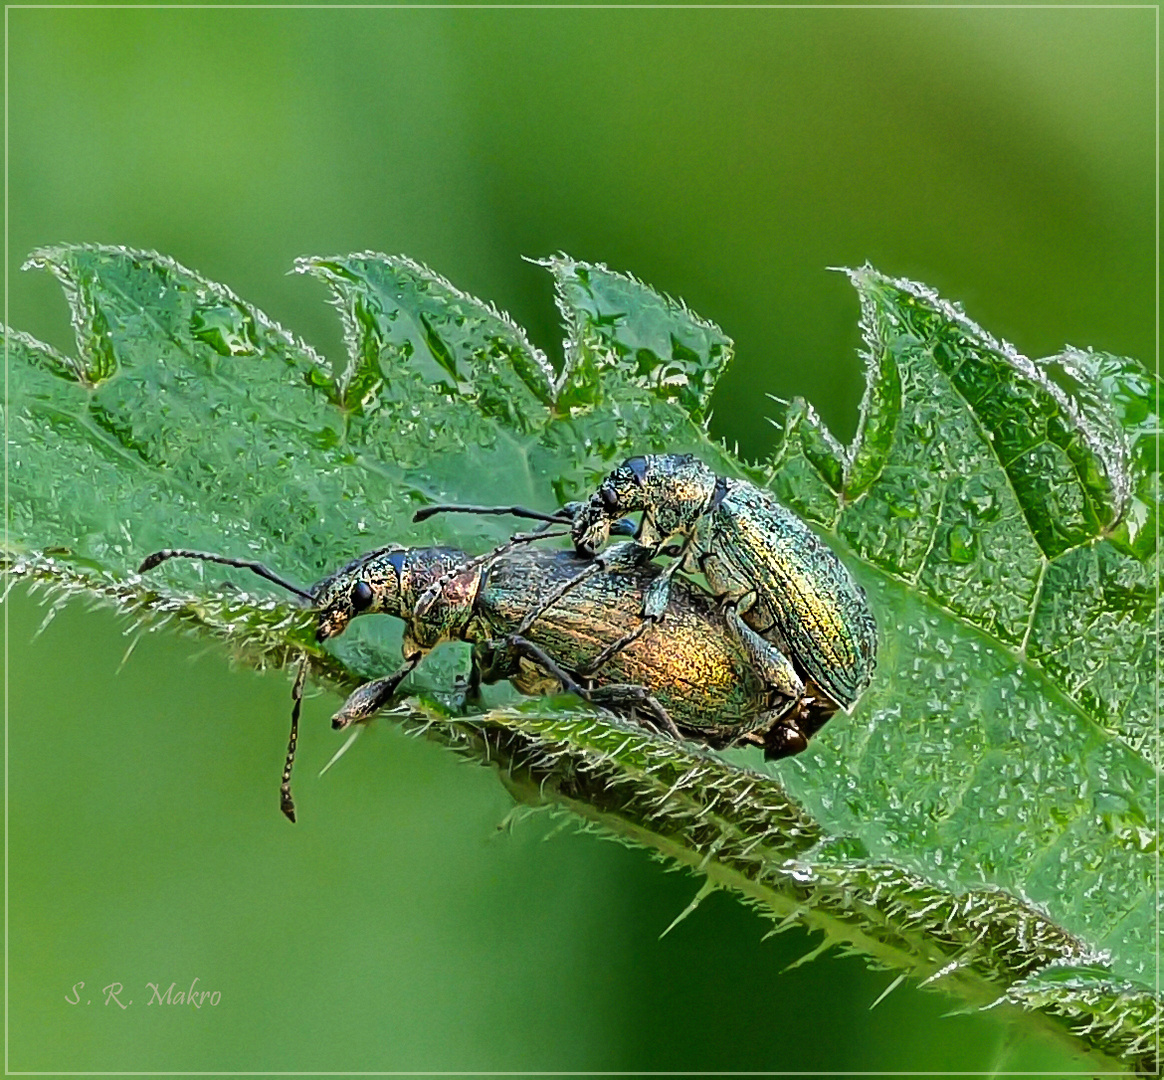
141,540,793,818
141,453,877,818
420,453,877,755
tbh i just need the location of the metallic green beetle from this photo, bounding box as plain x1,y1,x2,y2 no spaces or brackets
569,454,878,729
311,543,802,752
140,541,810,818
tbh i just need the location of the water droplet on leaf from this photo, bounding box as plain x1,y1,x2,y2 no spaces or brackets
947,523,977,564
190,303,260,357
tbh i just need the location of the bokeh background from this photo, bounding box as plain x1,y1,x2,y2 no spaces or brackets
6,5,1154,1073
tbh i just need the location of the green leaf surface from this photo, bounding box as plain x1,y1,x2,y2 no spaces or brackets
544,253,733,424
4,245,1157,1071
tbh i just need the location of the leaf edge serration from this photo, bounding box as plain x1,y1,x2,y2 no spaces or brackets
24,242,333,387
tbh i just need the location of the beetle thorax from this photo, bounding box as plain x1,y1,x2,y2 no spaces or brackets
407,566,482,649
636,456,719,548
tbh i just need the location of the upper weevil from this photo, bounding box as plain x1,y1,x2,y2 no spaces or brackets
570,454,878,722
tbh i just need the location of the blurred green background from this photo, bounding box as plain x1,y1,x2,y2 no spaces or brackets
6,5,1153,1074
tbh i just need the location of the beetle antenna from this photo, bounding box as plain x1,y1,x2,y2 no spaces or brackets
413,504,571,525
280,659,308,823
138,548,315,604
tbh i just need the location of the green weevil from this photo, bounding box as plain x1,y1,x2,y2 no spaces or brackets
571,454,878,721
311,543,802,749
140,540,808,819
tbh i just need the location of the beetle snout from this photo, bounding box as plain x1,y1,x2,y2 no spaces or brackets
570,497,614,555
316,609,351,642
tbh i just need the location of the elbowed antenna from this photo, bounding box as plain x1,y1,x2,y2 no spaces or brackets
138,548,316,604
412,503,638,537
412,504,572,525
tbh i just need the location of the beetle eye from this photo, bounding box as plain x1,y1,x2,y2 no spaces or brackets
350,581,374,612
600,484,619,512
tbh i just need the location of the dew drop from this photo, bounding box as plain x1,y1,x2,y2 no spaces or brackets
946,522,977,564
190,302,260,357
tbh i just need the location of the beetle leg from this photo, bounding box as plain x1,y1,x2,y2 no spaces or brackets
452,525,570,574
577,617,655,677
723,606,804,706
697,550,761,615
521,539,684,679
511,540,648,638
331,651,424,730
500,634,594,702
641,535,698,619
587,684,684,741
472,640,509,685
514,561,604,635
510,539,682,680
641,559,681,620
464,650,484,702
473,640,566,700
721,728,766,752
519,541,670,677
475,639,558,697
496,633,678,746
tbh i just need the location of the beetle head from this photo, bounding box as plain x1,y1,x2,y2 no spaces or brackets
312,547,409,641
312,546,470,642
571,454,720,554
570,457,653,555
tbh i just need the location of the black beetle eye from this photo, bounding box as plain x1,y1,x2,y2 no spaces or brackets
600,483,619,512
350,581,374,612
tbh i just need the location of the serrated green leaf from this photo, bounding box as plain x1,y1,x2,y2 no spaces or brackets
4,245,1157,1072
545,254,733,426
761,396,845,528
294,252,556,424
766,268,1156,1013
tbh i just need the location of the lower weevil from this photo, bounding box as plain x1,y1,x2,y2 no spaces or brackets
140,541,807,819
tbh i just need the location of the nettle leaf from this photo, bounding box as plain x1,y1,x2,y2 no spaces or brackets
4,245,1157,1071
544,253,733,424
